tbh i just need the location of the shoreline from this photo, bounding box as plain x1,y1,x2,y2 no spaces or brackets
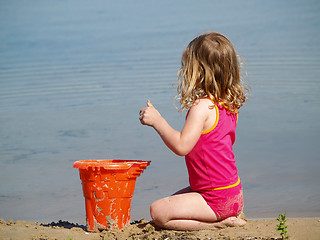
1,217,319,240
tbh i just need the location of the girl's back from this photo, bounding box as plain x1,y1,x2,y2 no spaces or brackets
186,98,239,191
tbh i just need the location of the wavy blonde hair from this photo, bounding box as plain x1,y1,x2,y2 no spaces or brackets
177,31,247,113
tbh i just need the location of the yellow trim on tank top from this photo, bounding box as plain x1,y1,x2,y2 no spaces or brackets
202,101,219,135
201,100,238,134
205,177,240,191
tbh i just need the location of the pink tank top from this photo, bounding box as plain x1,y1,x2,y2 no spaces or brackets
185,100,239,191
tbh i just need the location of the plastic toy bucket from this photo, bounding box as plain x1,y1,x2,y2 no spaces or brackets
73,159,150,231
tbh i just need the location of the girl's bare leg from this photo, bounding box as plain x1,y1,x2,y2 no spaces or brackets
150,189,246,231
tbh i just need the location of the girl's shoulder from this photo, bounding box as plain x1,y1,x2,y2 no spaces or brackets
189,98,217,133
187,98,216,117
192,98,215,108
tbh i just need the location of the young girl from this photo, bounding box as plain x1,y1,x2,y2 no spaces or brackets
139,31,247,230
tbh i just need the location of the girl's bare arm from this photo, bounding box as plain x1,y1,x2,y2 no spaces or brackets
140,99,214,156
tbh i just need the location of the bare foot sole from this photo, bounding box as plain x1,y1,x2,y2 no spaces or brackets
219,216,246,227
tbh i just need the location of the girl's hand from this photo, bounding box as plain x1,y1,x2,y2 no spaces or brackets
139,100,161,127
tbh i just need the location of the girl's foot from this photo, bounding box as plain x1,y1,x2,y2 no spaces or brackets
220,216,246,227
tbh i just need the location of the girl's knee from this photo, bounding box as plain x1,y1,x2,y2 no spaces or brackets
150,199,169,227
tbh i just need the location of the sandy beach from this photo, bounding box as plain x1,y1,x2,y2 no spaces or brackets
1,217,319,240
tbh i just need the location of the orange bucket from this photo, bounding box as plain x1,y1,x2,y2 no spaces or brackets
73,159,150,231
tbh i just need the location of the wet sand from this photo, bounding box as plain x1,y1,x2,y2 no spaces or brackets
1,217,319,240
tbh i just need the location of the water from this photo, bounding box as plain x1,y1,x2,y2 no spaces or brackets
0,0,319,223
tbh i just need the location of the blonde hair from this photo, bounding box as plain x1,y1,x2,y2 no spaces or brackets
177,31,247,113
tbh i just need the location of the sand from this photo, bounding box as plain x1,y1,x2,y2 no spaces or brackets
0,217,319,240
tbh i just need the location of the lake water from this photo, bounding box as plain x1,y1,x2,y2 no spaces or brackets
0,0,319,224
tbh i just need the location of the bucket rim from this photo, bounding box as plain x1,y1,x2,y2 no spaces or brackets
73,159,151,170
